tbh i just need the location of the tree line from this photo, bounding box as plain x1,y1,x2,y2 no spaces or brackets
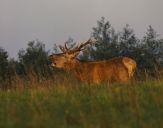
0,17,163,86
81,18,163,76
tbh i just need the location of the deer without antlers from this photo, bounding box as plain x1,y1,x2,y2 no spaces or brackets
50,39,137,84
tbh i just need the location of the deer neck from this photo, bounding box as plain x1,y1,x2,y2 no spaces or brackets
64,59,81,72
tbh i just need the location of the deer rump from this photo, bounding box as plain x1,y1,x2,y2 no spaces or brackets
65,56,136,84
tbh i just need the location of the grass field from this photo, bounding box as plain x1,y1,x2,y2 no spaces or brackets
0,76,163,128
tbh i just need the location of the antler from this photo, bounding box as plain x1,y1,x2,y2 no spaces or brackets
59,45,65,53
59,41,69,53
69,39,92,53
64,42,69,51
59,39,92,53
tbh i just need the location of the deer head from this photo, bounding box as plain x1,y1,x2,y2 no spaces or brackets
50,39,92,68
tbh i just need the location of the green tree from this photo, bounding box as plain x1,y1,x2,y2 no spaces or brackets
119,24,138,56
0,47,8,82
88,17,119,60
157,39,163,66
140,25,161,71
118,24,145,71
18,40,51,78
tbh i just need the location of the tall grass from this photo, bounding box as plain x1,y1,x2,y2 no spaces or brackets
0,73,163,128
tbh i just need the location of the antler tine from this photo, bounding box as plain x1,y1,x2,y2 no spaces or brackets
69,39,92,53
64,41,69,51
59,45,66,53
58,41,70,53
62,39,92,54
77,38,92,51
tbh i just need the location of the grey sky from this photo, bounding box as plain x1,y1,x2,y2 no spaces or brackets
0,0,163,58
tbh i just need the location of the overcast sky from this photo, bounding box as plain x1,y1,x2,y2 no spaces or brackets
0,0,163,58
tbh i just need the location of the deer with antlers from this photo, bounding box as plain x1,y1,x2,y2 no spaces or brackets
49,39,137,84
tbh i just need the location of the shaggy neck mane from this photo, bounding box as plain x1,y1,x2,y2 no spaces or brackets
64,59,81,72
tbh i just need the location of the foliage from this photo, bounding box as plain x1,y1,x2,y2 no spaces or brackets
80,17,163,74
119,24,138,56
0,47,8,81
90,17,119,60
18,40,51,78
141,26,162,70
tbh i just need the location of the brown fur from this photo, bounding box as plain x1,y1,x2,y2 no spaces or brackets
50,54,136,84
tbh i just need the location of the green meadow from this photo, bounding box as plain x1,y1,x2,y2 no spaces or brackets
0,77,163,128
